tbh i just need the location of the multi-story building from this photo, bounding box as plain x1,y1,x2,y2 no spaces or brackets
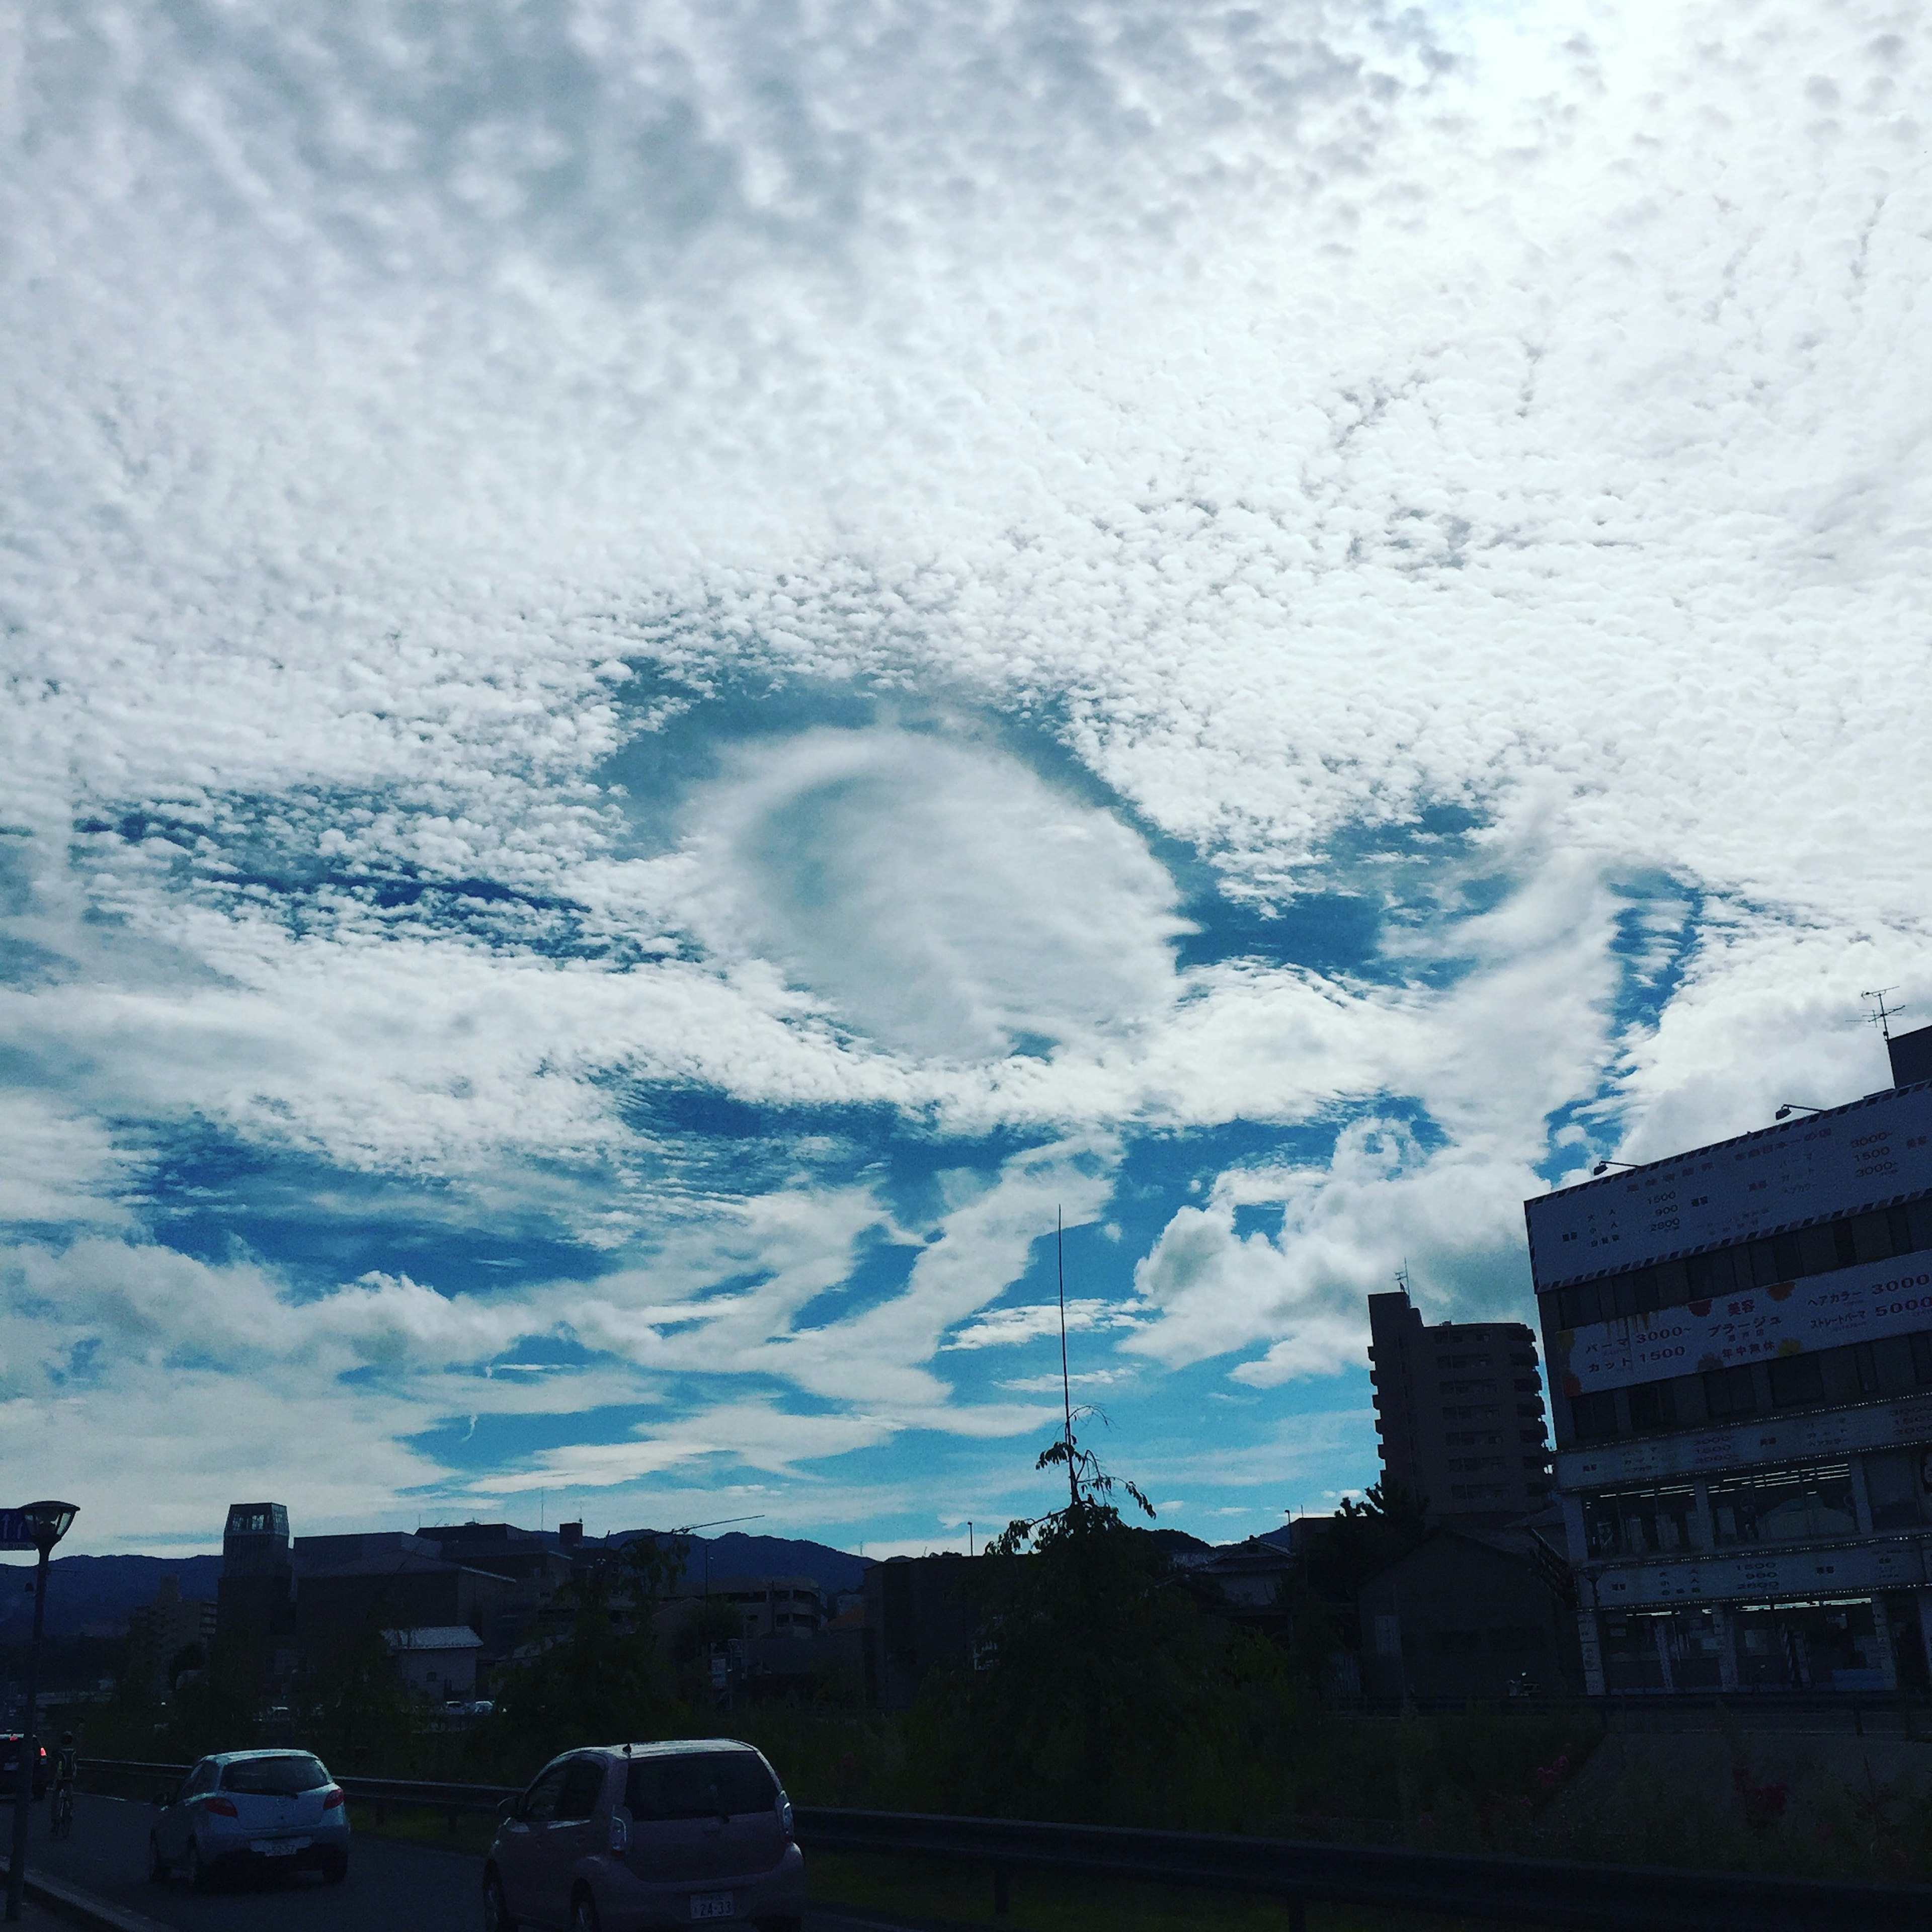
1367,1286,1553,1518
126,1575,218,1697
1526,1023,1932,1695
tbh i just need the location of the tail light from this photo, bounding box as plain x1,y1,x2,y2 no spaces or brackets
205,1797,238,1818
323,1788,345,1811
777,1793,794,1838
608,1810,630,1857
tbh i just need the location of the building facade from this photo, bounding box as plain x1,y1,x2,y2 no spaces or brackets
1368,1287,1553,1518
126,1575,218,1697
1526,1024,1932,1695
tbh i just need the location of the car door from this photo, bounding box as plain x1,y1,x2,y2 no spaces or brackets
534,1756,609,1911
159,1760,216,1862
498,1761,567,1922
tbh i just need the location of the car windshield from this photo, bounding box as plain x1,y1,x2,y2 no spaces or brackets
221,1754,331,1796
626,1751,777,1821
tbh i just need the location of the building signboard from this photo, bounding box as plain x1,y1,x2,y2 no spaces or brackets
0,1511,37,1552
1524,1084,1932,1289
1585,1536,1926,1611
1556,1391,1932,1489
1549,1253,1932,1396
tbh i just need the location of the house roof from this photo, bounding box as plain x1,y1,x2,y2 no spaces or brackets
381,1625,484,1652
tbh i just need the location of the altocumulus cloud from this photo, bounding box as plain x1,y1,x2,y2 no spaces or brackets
0,0,1928,1549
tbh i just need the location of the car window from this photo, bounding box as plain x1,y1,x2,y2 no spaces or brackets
521,1763,568,1823
222,1754,330,1795
626,1751,777,1821
557,1758,605,1823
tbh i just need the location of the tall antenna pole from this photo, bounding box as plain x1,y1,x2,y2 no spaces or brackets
1057,1206,1078,1511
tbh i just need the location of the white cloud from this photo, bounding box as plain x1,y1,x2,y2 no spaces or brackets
678,726,1185,1061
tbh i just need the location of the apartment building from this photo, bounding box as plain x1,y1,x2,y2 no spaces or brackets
1367,1286,1553,1519
1526,1023,1932,1694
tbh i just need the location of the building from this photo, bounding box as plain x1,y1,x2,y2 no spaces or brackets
1357,1522,1583,1702
214,1502,296,1672
126,1576,217,1697
1526,1021,1932,1696
862,1556,983,1709
707,1576,824,1639
293,1542,520,1669
1368,1286,1553,1519
382,1625,484,1702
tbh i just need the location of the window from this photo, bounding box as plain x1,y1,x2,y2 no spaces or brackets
1581,1485,1698,1559
1558,1283,1600,1328
520,1762,569,1824
1708,1463,1857,1545
626,1750,778,1822
222,1755,330,1796
1571,1391,1618,1441
1768,1354,1825,1408
1864,1447,1931,1531
1703,1365,1756,1420
1913,1332,1932,1390
1626,1381,1677,1432
557,1758,606,1823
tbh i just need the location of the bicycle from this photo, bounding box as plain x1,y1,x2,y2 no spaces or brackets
49,1782,72,1840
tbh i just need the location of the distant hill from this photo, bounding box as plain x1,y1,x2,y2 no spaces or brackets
0,1553,222,1643
597,1529,867,1596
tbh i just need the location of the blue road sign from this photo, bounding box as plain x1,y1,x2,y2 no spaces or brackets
0,1512,38,1552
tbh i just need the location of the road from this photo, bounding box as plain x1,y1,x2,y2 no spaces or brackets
20,1792,480,1931
17,1794,910,1932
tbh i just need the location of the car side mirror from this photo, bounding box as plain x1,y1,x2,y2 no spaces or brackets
497,1795,521,1822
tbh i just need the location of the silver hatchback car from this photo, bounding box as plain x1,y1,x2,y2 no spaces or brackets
148,1748,350,1887
485,1738,803,1932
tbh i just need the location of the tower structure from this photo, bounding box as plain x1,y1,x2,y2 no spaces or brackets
1368,1285,1552,1520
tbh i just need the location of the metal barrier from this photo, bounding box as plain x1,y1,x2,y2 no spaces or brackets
794,1807,1932,1932
76,1760,1932,1929
79,1757,517,1833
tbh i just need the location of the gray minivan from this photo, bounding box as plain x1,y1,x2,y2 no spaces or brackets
485,1738,803,1932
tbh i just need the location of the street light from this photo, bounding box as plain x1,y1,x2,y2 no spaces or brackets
1592,1160,1638,1177
7,1502,77,1924
1775,1103,1824,1120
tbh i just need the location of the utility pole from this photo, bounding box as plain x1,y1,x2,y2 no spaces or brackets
1057,1207,1078,1511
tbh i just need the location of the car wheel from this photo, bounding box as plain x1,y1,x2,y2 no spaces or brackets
570,1889,602,1932
147,1835,170,1882
483,1869,518,1932
185,1837,210,1892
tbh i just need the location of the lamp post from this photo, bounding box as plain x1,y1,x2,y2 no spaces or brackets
6,1502,76,1923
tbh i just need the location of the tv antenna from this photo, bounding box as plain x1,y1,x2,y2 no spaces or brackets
1394,1261,1411,1298
1864,988,1905,1040
1057,1206,1078,1511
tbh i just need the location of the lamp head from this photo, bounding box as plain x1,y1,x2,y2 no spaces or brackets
1591,1161,1609,1176
20,1501,76,1556
1775,1105,1793,1120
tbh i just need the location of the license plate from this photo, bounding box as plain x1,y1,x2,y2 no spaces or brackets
690,1894,735,1920
251,1838,308,1856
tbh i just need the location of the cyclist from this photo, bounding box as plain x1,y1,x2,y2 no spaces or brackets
50,1732,76,1838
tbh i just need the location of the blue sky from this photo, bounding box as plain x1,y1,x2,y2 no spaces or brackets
1,0,1926,1554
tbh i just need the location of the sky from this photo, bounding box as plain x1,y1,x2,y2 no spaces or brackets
1,0,1927,1557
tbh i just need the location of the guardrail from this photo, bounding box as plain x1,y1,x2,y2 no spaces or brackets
77,1759,1932,1929
795,1807,1932,1932
79,1757,517,1832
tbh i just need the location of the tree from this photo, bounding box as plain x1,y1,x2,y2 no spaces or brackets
1306,1478,1430,1599
911,1415,1301,1826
